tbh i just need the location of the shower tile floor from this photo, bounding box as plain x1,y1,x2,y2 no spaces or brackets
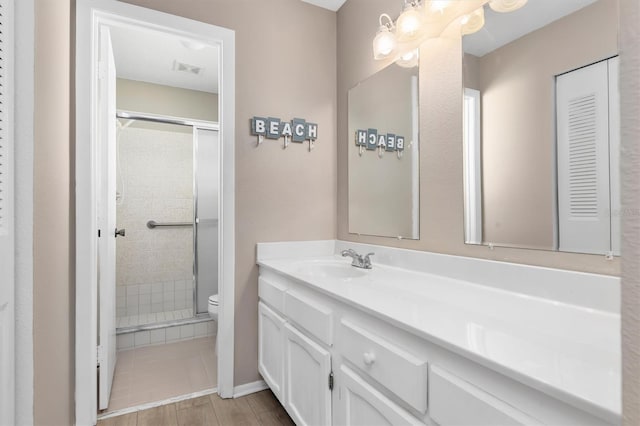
117,308,194,328
104,336,216,413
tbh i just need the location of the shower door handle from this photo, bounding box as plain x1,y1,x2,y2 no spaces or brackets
114,228,126,238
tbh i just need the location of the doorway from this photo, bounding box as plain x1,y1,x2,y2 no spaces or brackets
75,1,235,424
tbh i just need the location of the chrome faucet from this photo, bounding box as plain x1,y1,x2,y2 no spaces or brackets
341,249,375,269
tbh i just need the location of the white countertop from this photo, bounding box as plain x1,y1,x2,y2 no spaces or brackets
257,242,620,423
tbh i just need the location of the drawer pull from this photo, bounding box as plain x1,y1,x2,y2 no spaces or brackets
363,351,376,366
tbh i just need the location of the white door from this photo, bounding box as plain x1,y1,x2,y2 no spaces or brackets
337,365,424,426
284,323,332,426
258,302,286,402
557,61,612,254
97,25,118,410
0,0,15,423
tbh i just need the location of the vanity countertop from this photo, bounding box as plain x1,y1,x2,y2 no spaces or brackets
257,241,620,423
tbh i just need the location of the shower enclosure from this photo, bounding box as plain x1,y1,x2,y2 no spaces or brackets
114,111,219,331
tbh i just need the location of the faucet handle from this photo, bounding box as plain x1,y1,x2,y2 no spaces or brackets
363,253,375,268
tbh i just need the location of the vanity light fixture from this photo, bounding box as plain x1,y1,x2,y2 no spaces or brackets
488,0,528,13
396,1,425,42
373,0,527,66
372,13,397,60
429,0,450,14
396,48,419,68
461,7,485,36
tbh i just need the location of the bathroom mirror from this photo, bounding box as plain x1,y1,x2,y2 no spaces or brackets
462,0,619,255
348,64,420,239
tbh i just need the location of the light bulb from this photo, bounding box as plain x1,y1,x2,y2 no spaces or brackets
429,0,450,13
396,49,419,68
488,0,528,13
461,7,485,35
372,26,397,60
396,3,424,42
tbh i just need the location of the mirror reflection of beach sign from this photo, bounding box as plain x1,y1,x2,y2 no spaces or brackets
252,116,318,149
355,129,404,153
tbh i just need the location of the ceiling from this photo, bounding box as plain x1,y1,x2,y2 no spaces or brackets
300,0,347,11
110,25,219,93
463,0,598,57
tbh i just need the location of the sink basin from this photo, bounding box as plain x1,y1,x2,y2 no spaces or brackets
292,260,367,280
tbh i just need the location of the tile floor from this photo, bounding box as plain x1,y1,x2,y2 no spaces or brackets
104,336,216,413
98,390,294,426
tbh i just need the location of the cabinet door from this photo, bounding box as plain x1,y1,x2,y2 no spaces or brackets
284,323,332,426
258,302,286,402
337,365,425,426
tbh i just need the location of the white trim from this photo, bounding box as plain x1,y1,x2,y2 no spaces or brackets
76,2,235,424
233,380,269,398
0,0,16,424
96,387,218,420
410,75,420,240
14,0,34,424
463,88,483,245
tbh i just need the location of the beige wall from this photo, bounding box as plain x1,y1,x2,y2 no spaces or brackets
621,0,640,423
33,0,74,424
337,0,618,276
116,78,218,123
120,0,337,386
464,0,618,249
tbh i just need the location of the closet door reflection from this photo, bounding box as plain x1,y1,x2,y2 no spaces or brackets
194,128,219,314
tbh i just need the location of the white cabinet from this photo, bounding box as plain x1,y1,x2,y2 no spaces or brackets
336,365,425,426
339,319,428,414
258,275,333,425
258,302,286,402
283,323,332,426
429,366,541,426
257,267,613,426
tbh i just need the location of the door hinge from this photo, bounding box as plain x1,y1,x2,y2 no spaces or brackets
328,371,334,391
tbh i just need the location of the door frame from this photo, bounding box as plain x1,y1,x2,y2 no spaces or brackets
75,2,235,424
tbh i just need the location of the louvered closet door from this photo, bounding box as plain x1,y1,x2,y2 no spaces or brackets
557,61,611,254
0,0,15,424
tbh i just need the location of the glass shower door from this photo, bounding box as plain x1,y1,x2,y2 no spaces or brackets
194,127,219,314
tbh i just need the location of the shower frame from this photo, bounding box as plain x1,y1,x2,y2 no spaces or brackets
115,109,219,330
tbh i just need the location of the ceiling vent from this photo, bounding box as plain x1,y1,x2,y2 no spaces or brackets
173,60,203,75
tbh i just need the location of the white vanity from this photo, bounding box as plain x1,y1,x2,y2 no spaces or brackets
256,240,620,426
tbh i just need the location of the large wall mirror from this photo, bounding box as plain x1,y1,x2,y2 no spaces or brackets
348,64,420,239
462,0,619,255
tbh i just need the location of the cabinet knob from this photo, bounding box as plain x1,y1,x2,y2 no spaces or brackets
363,351,376,366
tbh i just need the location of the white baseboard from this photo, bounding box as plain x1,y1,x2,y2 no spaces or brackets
233,380,268,398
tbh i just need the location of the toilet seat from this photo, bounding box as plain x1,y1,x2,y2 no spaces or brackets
209,294,219,306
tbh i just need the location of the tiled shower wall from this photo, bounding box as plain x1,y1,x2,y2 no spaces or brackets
116,125,194,320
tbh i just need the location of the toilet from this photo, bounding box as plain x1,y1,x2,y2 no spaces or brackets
208,294,219,321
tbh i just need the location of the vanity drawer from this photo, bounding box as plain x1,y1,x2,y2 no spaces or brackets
258,276,287,314
429,365,541,425
284,290,333,346
339,320,428,414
